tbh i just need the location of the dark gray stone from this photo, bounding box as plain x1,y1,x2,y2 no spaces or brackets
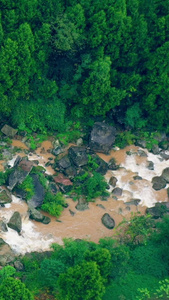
42,216,51,224
89,122,116,154
90,154,108,175
101,213,115,229
146,202,169,219
160,152,169,160
28,206,44,222
161,168,169,183
133,175,142,180
14,260,24,271
112,187,122,196
68,146,88,167
125,198,141,206
96,204,105,209
8,212,22,233
137,150,148,157
147,161,154,170
57,155,72,169
28,174,45,208
152,176,166,190
0,220,8,232
135,139,147,148
109,176,117,187
108,158,120,170
151,144,160,155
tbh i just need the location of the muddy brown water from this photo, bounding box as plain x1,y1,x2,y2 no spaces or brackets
0,141,168,253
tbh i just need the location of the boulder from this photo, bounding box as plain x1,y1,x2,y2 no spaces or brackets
0,190,12,205
152,176,166,190
14,260,24,271
146,202,169,219
160,151,169,160
161,168,169,183
89,122,116,154
8,159,33,190
8,212,22,233
42,216,51,224
0,239,16,266
1,125,18,138
137,149,148,157
28,174,45,208
101,213,115,229
28,206,44,222
147,161,154,170
54,174,73,193
68,146,88,167
75,197,89,211
109,176,117,187
112,187,123,196
90,154,108,175
151,144,160,155
135,139,147,148
0,220,8,232
57,155,72,169
108,158,120,170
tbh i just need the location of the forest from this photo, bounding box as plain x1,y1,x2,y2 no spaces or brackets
0,0,169,133
1,0,169,299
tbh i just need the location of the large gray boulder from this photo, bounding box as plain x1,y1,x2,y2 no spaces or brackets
101,213,115,229
152,176,166,190
8,159,33,190
68,146,88,167
8,212,22,233
0,190,12,205
161,168,169,183
146,202,169,219
89,122,116,154
0,239,16,266
1,124,18,138
28,206,51,224
28,174,45,208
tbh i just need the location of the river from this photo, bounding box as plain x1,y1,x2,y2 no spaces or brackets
0,140,168,254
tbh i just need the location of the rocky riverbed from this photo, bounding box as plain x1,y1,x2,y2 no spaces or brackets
0,123,169,265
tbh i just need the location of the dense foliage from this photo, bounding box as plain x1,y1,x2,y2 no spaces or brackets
1,214,167,300
0,0,169,132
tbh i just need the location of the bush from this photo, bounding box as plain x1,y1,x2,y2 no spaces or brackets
41,192,66,217
17,175,35,200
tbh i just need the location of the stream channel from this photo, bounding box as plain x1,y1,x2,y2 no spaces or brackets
0,139,168,255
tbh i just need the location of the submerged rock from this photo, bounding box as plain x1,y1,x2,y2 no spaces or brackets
89,122,116,154
8,211,22,233
101,213,115,229
75,197,89,211
125,198,141,206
